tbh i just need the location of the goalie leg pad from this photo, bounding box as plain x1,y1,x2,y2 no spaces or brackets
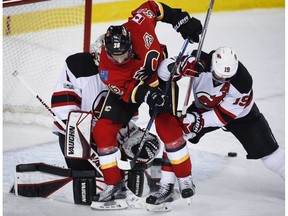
127,170,144,197
13,163,99,205
65,111,93,159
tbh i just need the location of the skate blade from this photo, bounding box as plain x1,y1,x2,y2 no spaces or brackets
90,199,128,210
147,203,172,212
186,197,192,206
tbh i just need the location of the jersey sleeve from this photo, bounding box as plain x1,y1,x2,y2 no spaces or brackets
131,0,164,21
202,87,254,127
51,62,82,133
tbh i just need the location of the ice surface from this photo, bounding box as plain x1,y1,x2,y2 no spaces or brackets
3,9,285,216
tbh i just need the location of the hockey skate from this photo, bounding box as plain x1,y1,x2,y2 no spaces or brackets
90,180,128,210
146,183,180,212
177,175,195,205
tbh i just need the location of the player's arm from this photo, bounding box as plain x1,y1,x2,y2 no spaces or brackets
131,1,202,42
155,1,203,42
51,59,82,133
202,90,254,128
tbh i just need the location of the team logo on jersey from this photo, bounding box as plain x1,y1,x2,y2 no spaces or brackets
143,33,154,49
196,83,230,108
108,84,123,95
99,70,108,81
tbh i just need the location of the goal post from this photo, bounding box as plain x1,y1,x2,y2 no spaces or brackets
3,0,92,127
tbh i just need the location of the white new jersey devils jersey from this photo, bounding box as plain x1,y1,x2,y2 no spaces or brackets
192,71,254,127
51,52,108,134
158,55,254,128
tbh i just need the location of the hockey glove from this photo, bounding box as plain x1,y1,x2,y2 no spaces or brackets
180,56,205,77
172,56,205,81
180,112,204,135
145,87,165,109
172,12,202,43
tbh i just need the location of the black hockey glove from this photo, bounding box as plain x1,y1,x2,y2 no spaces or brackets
172,12,202,43
145,87,165,109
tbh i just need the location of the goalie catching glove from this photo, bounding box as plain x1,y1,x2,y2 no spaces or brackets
118,123,161,164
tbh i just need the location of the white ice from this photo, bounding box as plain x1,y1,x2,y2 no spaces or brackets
3,8,285,216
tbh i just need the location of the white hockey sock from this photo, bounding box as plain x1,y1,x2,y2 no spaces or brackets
160,170,176,185
261,148,285,180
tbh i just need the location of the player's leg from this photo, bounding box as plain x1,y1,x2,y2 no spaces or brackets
154,81,195,201
225,103,284,179
92,91,139,201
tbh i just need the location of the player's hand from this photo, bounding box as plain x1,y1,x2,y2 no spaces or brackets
173,12,202,43
179,112,204,135
145,87,165,108
172,56,205,81
180,56,205,77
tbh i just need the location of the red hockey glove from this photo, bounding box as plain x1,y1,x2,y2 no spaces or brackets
180,112,204,135
172,56,205,81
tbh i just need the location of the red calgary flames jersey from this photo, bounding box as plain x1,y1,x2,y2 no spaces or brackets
98,1,166,103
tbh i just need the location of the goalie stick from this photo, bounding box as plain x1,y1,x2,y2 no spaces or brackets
117,39,190,171
182,0,215,115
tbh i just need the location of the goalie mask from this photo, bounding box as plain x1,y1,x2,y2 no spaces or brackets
120,128,161,164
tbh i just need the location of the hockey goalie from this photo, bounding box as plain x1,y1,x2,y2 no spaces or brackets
11,110,162,210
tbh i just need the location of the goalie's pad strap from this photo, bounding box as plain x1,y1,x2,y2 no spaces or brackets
14,163,100,205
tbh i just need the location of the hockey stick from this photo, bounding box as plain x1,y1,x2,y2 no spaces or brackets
12,71,103,175
182,0,215,115
12,71,66,130
117,39,190,170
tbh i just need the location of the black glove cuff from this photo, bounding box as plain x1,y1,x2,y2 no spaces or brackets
172,12,190,32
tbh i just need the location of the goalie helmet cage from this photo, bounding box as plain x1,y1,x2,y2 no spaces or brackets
3,0,92,127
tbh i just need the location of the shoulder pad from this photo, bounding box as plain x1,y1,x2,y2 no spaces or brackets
230,61,252,94
66,52,98,78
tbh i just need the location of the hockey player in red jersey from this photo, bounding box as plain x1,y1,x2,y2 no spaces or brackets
92,0,202,203
150,46,285,206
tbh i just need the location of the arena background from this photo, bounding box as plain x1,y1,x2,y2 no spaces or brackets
91,0,285,23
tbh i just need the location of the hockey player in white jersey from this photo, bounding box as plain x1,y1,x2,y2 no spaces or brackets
146,46,285,206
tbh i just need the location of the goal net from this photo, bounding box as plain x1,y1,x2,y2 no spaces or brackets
3,0,91,127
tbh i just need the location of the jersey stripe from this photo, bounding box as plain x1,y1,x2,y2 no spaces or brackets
51,91,81,108
215,105,236,124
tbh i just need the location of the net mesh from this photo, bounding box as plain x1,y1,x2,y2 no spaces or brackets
3,0,87,127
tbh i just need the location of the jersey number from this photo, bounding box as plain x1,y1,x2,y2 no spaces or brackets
233,95,250,106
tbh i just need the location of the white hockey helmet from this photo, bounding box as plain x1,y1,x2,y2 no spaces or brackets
211,47,238,80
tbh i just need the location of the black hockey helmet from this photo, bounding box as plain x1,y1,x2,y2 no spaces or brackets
104,25,132,56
